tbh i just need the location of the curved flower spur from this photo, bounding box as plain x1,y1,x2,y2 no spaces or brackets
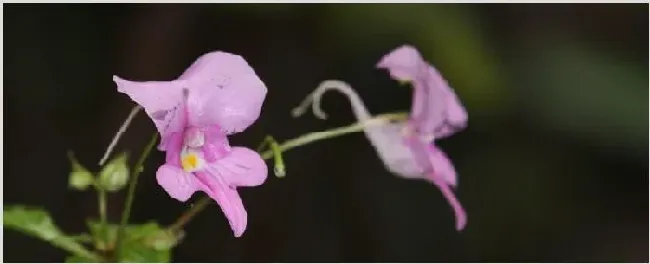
114,51,268,237
293,45,468,231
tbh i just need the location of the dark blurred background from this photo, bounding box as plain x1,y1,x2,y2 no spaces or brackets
4,3,648,262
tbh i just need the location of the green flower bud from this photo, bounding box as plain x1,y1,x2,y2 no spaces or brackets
67,151,95,191
98,152,130,192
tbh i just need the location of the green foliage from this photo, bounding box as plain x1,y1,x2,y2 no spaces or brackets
65,255,97,263
3,206,102,261
3,206,179,262
98,152,130,192
86,220,179,262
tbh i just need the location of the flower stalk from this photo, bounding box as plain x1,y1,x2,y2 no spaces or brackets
113,133,158,260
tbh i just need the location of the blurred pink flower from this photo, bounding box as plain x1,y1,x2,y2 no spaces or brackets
114,51,268,237
378,45,468,231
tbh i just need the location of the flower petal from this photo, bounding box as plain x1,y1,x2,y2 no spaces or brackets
179,51,268,135
377,45,467,139
204,147,268,187
408,138,465,230
364,122,425,178
414,67,451,135
376,45,424,82
156,164,198,202
113,76,187,150
163,132,183,167
194,171,247,237
430,67,468,139
428,173,467,231
201,125,231,163
427,144,458,187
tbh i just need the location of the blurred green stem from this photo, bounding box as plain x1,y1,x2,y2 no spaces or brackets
167,111,408,233
98,190,107,224
113,133,158,260
71,233,93,243
257,135,286,177
167,198,211,234
96,186,108,252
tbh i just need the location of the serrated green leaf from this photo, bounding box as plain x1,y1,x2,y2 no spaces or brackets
98,152,130,192
4,206,102,261
67,151,95,191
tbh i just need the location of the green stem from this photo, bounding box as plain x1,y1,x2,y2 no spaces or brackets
263,136,286,177
98,190,107,224
113,133,158,260
71,233,94,244
166,198,211,234
166,111,408,233
260,112,407,159
54,237,104,261
96,187,108,253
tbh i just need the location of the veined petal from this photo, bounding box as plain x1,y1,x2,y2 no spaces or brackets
113,76,188,150
179,51,268,135
156,164,199,202
194,172,247,237
163,132,183,167
204,147,268,187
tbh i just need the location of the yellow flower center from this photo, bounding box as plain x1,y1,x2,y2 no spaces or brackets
180,150,204,172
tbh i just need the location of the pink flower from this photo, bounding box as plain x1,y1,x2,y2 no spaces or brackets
113,51,268,237
378,45,468,231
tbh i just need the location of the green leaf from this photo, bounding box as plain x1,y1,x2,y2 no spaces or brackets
86,220,117,251
118,242,171,263
3,206,102,261
98,152,130,192
87,220,179,262
119,223,178,262
65,255,96,263
67,151,95,191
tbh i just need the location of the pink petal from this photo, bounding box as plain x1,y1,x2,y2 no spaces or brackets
156,164,199,202
202,125,231,163
376,45,468,138
405,137,466,230
427,144,458,187
113,76,188,150
366,122,425,178
428,173,467,231
445,89,468,127
194,171,247,237
179,51,267,135
163,132,183,167
204,147,268,187
376,45,424,81
414,66,450,135
432,69,468,139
